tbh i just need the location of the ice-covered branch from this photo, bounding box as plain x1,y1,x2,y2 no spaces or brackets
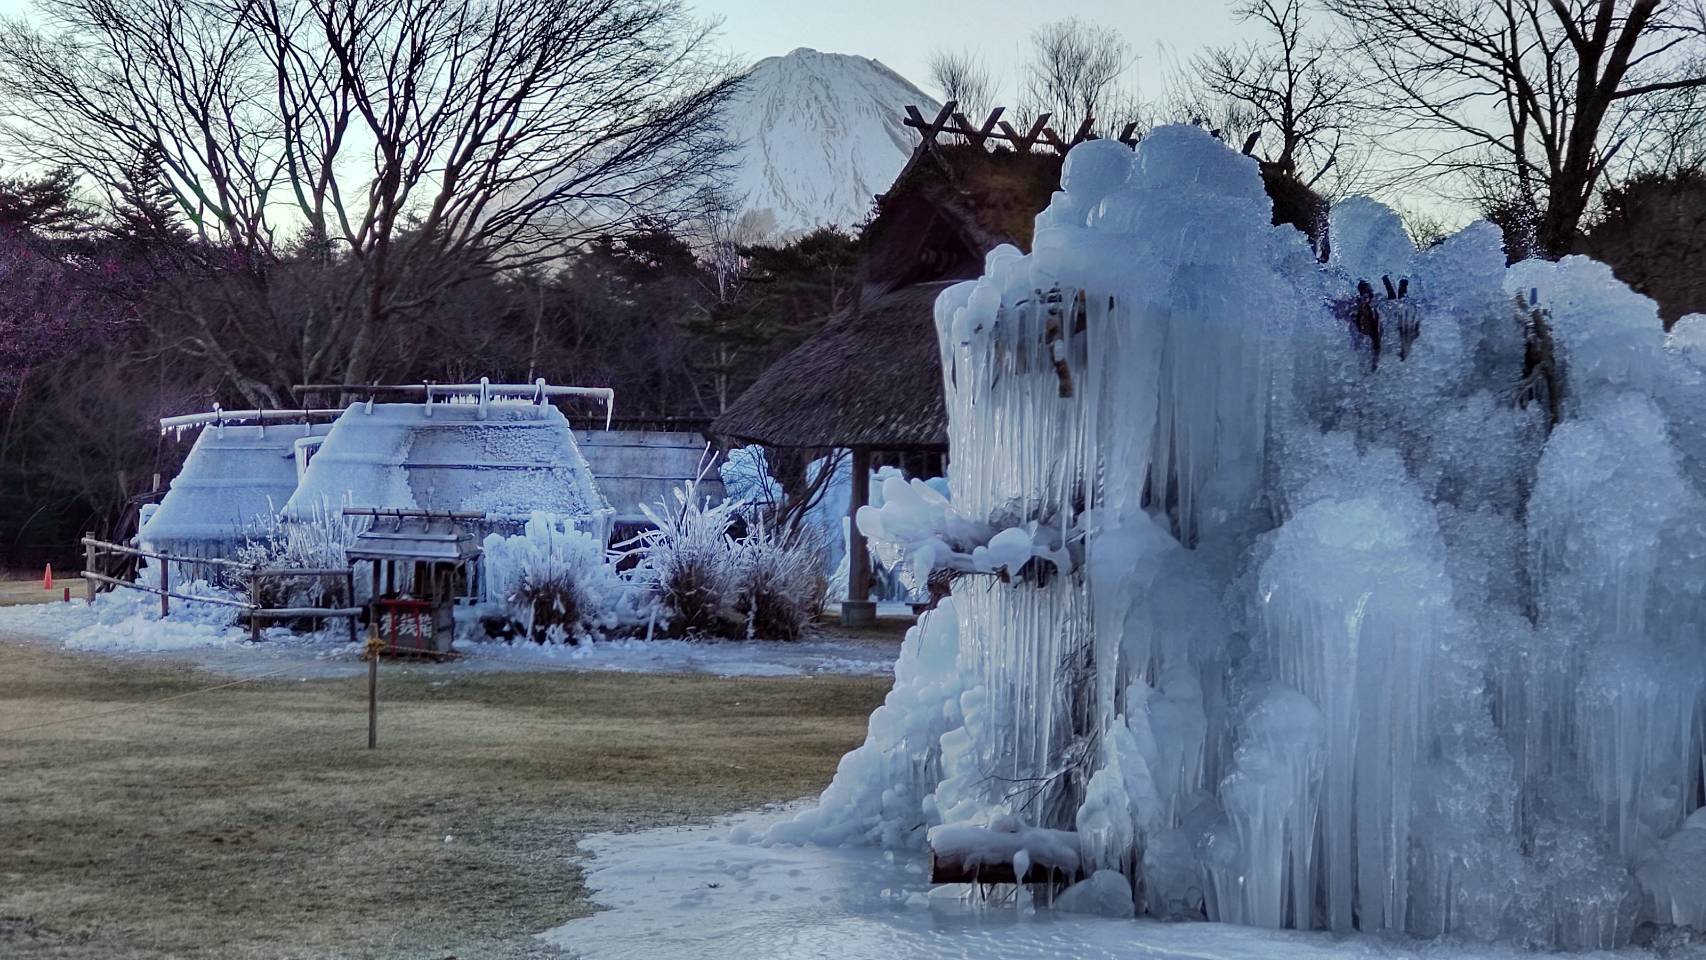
855,475,1073,585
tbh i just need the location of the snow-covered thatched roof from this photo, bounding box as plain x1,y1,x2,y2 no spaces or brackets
281,400,611,526
139,422,331,549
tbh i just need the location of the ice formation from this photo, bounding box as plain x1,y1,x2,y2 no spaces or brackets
769,125,1706,948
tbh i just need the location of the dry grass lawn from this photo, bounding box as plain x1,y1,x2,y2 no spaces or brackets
0,634,891,959
0,579,66,607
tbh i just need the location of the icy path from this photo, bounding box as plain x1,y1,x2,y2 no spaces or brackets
0,595,898,679
541,809,1660,960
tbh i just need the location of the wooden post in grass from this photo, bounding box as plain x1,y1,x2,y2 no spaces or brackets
366,629,382,749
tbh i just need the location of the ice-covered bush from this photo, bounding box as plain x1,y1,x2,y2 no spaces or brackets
234,505,359,613
731,520,828,641
630,486,742,635
482,512,645,643
630,482,827,640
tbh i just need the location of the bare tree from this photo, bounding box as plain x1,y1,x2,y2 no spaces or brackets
0,0,741,402
1193,0,1364,193
1019,18,1136,136
1397,203,1454,248
1325,0,1706,255
928,48,996,117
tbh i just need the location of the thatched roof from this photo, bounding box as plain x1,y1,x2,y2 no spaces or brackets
712,281,955,450
713,142,1061,451
863,143,1061,291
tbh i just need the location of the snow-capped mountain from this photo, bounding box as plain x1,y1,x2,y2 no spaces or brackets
722,48,939,239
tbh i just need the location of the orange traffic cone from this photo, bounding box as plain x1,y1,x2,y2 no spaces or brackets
43,563,52,591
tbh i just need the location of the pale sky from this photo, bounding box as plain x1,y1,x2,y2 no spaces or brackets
0,0,1457,220
697,0,1472,222
695,0,1251,108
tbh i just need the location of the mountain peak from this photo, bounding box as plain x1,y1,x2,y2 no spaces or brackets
720,51,939,241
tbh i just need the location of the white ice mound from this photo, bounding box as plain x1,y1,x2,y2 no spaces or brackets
772,126,1706,951
1330,195,1415,282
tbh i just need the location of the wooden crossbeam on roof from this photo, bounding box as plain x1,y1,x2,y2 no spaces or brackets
950,106,1004,147
904,101,958,147
1000,114,1052,152
905,104,1136,155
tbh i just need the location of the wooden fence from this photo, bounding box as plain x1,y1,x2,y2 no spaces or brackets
81,536,361,643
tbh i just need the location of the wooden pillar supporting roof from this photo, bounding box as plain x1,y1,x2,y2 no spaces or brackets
841,445,877,627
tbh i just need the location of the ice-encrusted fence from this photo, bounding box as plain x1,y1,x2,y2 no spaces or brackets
769,125,1706,949
80,535,360,641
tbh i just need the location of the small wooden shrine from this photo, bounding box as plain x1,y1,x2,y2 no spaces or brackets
345,507,483,657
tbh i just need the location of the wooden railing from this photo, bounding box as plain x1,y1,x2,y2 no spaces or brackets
81,536,360,643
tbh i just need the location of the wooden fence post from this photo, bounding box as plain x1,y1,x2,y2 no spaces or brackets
160,556,169,618
249,566,261,642
346,569,359,645
83,535,95,604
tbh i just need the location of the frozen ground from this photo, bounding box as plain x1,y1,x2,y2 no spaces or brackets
541,809,1694,960
0,591,899,679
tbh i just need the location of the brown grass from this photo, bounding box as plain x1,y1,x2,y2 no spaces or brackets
0,636,889,959
0,579,66,607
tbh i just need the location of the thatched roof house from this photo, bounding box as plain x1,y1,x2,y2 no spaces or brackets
140,420,334,560
712,110,1328,623
714,141,1062,454
282,399,613,543
712,131,1062,623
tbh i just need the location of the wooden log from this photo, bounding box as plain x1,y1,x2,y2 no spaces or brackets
927,847,1085,886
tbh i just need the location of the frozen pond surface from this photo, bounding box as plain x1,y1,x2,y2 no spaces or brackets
0,594,898,679
541,809,1685,960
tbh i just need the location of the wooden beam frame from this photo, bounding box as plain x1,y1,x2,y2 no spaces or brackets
904,105,1117,156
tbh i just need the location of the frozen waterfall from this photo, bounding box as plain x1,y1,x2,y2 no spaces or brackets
769,125,1706,950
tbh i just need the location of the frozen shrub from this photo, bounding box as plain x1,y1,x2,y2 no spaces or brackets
630,482,828,640
234,505,359,614
731,520,828,641
482,512,644,643
629,486,741,635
